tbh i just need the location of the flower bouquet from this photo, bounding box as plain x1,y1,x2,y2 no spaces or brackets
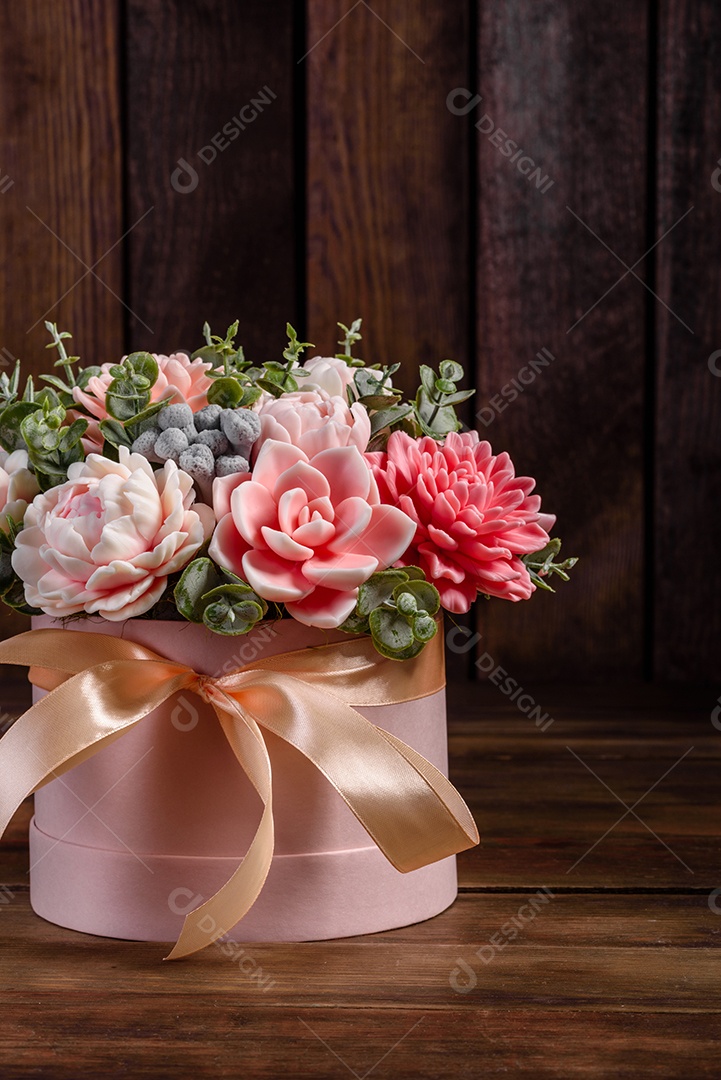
0,319,574,958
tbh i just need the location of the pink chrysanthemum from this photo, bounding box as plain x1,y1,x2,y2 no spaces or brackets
366,431,555,612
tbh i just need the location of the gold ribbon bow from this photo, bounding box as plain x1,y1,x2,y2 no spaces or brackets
0,626,478,959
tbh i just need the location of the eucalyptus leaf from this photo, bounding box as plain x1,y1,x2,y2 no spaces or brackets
357,570,410,616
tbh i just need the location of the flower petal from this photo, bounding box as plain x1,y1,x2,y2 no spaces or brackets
242,548,314,602
285,586,359,629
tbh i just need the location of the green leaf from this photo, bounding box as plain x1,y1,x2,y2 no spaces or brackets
357,570,410,616
58,417,88,453
369,608,414,654
412,613,437,642
105,377,150,422
393,579,440,616
338,611,371,635
369,404,413,436
358,394,401,410
207,377,244,408
0,401,36,451
99,418,132,449
202,596,264,635
439,359,464,383
418,365,437,398
124,399,169,432
435,389,475,407
125,352,159,386
174,558,222,622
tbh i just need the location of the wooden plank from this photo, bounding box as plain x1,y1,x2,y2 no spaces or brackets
125,0,296,359
0,1002,719,1079
0,0,123,642
473,1,648,680
0,893,718,1007
655,1,721,679
305,0,469,398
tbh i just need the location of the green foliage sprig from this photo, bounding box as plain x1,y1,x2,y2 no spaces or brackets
174,557,269,635
341,567,440,660
522,539,578,592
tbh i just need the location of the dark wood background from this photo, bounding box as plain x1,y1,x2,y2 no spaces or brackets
0,0,718,684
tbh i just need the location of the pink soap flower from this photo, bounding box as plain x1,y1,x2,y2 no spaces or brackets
72,352,215,453
367,431,555,612
12,448,212,621
299,356,358,398
0,449,40,534
254,388,371,459
209,440,416,628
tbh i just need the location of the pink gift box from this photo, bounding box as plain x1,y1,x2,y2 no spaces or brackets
28,616,457,943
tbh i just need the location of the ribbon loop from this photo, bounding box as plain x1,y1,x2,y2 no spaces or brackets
0,626,478,959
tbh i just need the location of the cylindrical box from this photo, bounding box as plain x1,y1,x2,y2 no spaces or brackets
28,616,457,942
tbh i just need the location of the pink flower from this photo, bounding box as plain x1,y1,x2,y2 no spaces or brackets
367,431,555,612
209,440,416,628
254,388,371,459
299,356,358,398
73,352,216,452
0,449,40,533
12,448,212,620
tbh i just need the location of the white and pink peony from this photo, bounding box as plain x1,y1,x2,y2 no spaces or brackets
12,448,212,620
0,449,40,533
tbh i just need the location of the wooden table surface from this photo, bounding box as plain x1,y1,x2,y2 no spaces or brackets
0,678,719,1078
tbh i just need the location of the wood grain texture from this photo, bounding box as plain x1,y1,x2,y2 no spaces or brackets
125,0,297,359
0,0,123,642
654,1,721,680
473,1,648,680
306,0,470,397
0,688,719,1076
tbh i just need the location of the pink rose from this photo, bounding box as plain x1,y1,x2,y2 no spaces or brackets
254,388,371,459
12,448,212,620
0,449,40,533
367,431,555,612
209,440,416,628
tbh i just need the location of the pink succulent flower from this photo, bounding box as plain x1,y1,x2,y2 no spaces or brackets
0,449,40,534
209,440,416,628
254,388,371,459
366,431,555,612
72,352,215,453
12,448,212,620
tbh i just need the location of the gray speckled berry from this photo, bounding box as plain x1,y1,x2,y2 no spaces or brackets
194,429,229,456
154,427,189,462
194,404,223,431
220,408,261,457
158,403,194,431
179,443,215,503
215,454,250,477
130,427,161,458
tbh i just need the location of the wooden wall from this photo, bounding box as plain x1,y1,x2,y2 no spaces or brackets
0,0,718,682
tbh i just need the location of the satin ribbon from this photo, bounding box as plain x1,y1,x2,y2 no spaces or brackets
0,626,478,959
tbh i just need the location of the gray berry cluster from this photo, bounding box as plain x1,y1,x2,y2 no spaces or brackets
131,402,261,502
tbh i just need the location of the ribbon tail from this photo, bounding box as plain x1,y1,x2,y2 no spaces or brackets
165,691,275,960
225,672,479,875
